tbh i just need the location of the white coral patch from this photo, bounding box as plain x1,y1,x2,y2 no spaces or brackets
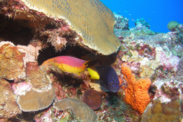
12,82,32,96
17,44,41,66
0,41,15,47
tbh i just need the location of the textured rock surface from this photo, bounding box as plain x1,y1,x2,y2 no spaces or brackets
0,43,25,80
54,98,97,122
26,62,51,90
141,99,182,122
0,79,22,119
175,57,183,82
17,85,55,112
20,0,120,55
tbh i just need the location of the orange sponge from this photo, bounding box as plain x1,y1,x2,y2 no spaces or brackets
121,63,151,114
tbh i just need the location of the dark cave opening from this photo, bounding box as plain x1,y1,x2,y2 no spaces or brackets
0,14,34,45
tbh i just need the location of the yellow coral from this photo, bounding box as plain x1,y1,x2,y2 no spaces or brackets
20,0,120,55
121,63,151,114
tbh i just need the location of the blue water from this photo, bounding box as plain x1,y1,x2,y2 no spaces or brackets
101,0,183,33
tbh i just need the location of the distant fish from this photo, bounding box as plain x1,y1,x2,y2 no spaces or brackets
124,10,128,13
88,66,119,93
41,56,88,74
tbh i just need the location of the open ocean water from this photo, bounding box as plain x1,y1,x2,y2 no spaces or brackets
101,0,183,33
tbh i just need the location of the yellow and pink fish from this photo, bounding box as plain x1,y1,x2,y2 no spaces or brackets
41,56,119,92
41,56,88,74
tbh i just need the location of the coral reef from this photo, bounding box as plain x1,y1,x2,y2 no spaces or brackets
17,85,55,112
135,18,150,30
26,62,51,90
12,82,32,96
0,0,120,55
0,0,182,121
121,63,151,114
54,98,97,122
152,78,183,103
0,43,25,80
121,49,160,78
114,13,129,31
175,57,183,82
141,99,182,122
0,79,22,119
167,21,180,31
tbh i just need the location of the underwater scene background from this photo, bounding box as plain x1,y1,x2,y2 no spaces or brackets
101,0,183,33
0,0,182,122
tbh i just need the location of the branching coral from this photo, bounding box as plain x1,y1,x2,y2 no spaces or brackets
121,63,151,114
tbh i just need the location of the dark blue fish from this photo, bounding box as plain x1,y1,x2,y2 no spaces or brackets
95,66,119,92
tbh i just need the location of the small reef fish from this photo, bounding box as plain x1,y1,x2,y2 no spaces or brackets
41,56,88,74
88,66,119,93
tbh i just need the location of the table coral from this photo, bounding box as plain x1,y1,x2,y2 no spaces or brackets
17,85,55,112
0,0,120,55
121,63,151,114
